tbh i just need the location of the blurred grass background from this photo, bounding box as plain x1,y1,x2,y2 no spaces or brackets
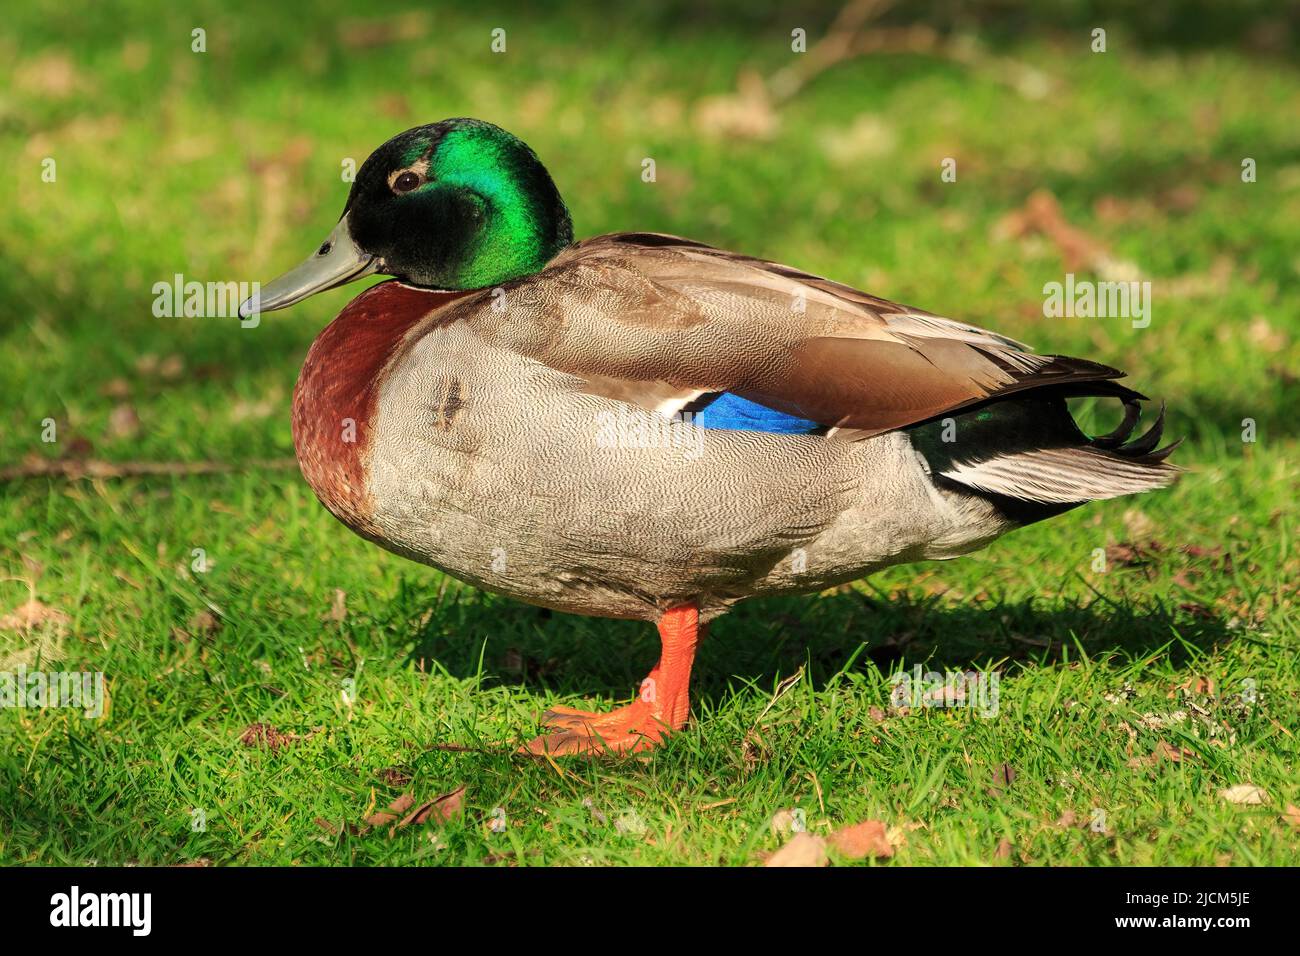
0,0,1297,865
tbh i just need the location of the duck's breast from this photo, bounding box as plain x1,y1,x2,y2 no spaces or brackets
291,281,469,537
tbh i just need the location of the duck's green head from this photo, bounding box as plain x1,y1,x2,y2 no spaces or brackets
246,118,573,315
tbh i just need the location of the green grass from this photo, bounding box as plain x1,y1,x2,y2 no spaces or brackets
1,2,1297,865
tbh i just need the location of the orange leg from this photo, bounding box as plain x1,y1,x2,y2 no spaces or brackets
521,604,701,756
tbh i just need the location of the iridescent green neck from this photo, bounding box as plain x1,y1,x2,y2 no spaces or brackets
431,129,560,287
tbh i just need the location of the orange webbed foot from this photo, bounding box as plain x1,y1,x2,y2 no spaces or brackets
518,604,701,758
521,701,672,755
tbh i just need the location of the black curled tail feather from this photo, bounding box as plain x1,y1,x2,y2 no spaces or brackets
908,392,1182,525
1090,398,1181,462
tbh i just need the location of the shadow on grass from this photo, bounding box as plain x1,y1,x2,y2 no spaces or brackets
398,580,1236,706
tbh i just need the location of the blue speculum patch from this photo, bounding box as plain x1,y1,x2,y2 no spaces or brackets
690,392,822,434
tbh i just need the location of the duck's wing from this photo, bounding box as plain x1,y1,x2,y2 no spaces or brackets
479,232,1142,438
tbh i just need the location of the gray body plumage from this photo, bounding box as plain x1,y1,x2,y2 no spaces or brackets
367,340,1010,621
327,234,1176,622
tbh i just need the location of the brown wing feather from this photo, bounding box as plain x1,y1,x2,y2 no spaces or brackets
457,233,1134,437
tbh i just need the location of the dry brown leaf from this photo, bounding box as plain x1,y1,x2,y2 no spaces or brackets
994,838,1014,860
158,354,186,380
995,189,1136,279
316,816,361,837
239,722,297,751
1179,602,1216,621
1105,540,1163,568
100,377,131,399
187,609,221,637
1123,507,1156,540
378,767,412,788
1169,676,1216,699
769,809,805,839
337,13,429,50
1155,740,1196,763
0,599,71,633
764,831,829,867
819,113,897,165
107,403,141,440
692,69,778,141
321,589,347,624
1219,784,1270,805
364,792,415,827
376,94,412,120
696,798,737,812
829,819,894,860
1282,804,1300,829
397,786,465,829
14,52,83,98
987,762,1016,796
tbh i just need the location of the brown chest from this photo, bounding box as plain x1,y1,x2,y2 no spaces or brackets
291,282,468,533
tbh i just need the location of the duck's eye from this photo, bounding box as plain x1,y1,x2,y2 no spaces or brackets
392,171,422,194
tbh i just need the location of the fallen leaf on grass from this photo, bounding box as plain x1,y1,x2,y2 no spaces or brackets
692,69,778,141
1282,805,1300,829
337,12,429,50
107,403,141,440
1123,507,1156,540
239,722,297,751
1168,676,1215,699
994,838,1014,860
100,377,131,400
378,767,412,788
64,435,95,459
1105,540,1164,568
1128,741,1194,769
986,762,1016,796
364,792,415,827
1179,602,1217,621
14,51,84,98
315,817,364,837
769,809,806,839
696,798,737,812
187,610,222,638
397,787,465,829
158,354,185,380
321,589,347,624
1219,785,1270,805
1155,740,1196,763
0,599,70,633
362,787,466,835
994,189,1138,279
828,820,894,860
764,831,829,867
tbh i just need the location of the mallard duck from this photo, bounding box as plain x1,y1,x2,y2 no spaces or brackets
241,118,1178,755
